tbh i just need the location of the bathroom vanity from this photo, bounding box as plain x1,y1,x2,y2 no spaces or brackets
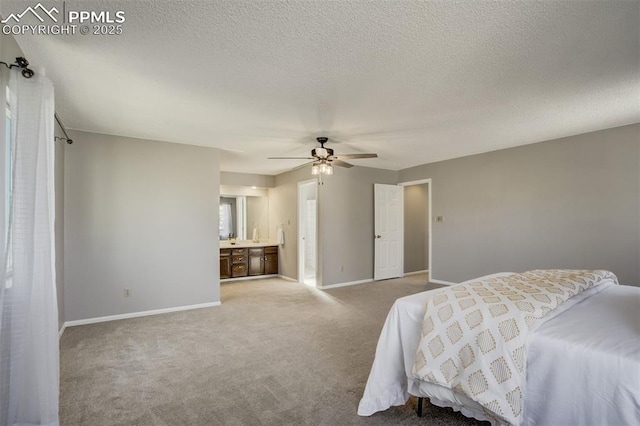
220,241,279,279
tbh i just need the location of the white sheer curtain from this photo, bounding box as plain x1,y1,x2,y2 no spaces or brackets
219,203,233,239
0,69,59,425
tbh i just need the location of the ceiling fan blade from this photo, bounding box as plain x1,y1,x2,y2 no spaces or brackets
331,159,354,168
334,153,378,160
268,156,316,160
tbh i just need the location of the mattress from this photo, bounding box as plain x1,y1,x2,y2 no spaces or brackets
358,273,640,425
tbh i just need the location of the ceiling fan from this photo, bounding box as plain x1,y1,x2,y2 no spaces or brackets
268,137,378,175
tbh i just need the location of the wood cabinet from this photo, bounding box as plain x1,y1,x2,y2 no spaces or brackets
220,249,231,279
220,246,278,280
264,246,278,275
248,248,265,276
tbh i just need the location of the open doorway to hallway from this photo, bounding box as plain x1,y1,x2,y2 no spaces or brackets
298,180,318,286
400,179,431,280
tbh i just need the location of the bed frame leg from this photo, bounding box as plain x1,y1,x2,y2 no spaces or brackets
417,397,424,417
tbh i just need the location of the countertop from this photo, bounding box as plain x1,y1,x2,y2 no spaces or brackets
220,240,280,249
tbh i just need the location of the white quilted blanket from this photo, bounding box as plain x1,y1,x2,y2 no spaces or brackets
411,269,618,425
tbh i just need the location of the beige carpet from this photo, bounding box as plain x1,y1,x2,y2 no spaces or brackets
60,274,486,425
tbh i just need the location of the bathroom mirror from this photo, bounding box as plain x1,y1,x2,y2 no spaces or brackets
219,188,269,241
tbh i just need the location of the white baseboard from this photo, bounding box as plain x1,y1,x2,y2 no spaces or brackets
404,269,429,277
63,301,222,328
58,323,67,339
278,275,298,282
430,278,458,286
221,274,278,283
320,278,373,290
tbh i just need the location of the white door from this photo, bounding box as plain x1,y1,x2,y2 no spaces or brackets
374,184,403,280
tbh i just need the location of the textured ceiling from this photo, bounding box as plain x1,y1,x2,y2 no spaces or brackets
4,0,639,174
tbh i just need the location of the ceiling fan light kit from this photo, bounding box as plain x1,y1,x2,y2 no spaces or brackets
268,137,378,177
311,161,333,176
320,163,333,175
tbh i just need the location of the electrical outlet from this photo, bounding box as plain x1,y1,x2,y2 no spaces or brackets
124,288,131,297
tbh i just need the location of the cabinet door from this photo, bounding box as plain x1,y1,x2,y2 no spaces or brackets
220,249,232,279
220,256,231,279
248,256,263,275
265,252,278,275
248,248,264,276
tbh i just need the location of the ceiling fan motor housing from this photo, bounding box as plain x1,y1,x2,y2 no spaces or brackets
311,136,333,159
313,137,333,158
312,147,334,158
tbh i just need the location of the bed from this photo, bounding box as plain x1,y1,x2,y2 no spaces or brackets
358,272,640,425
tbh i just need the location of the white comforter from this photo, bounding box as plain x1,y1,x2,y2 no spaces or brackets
358,273,640,425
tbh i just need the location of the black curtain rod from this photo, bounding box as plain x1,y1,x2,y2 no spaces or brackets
0,57,34,78
54,113,73,145
1,57,73,144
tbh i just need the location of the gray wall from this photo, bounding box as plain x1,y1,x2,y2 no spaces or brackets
221,171,275,188
404,184,429,274
399,124,640,286
1,32,66,330
0,31,23,62
319,166,398,286
65,131,220,321
268,167,311,280
269,165,398,286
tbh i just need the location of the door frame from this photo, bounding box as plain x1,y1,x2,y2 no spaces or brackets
298,179,319,286
398,179,432,280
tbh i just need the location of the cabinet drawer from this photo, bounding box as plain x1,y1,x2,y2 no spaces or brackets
232,255,247,264
232,248,247,256
264,246,278,254
232,263,248,277
249,248,264,257
220,249,231,257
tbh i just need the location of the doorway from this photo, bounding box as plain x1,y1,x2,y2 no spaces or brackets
399,179,432,280
298,180,318,286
